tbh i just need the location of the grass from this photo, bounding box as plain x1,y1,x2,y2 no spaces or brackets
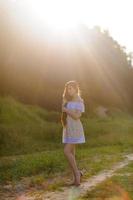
1,95,133,156
0,95,133,192
0,95,62,156
0,145,132,185
78,162,133,200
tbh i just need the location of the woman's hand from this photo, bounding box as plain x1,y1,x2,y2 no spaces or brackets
62,106,68,113
62,106,81,120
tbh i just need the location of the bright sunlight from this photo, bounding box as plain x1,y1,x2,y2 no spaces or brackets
7,0,133,51
15,0,99,35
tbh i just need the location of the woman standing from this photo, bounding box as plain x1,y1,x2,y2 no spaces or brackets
61,80,85,186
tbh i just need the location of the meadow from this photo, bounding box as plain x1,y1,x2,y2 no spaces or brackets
0,95,133,192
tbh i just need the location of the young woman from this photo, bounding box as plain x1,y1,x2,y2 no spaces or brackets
61,80,85,186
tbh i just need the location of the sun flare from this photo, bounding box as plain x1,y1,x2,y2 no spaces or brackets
16,0,98,35
9,0,133,51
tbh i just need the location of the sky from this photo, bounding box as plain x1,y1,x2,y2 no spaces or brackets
1,0,133,53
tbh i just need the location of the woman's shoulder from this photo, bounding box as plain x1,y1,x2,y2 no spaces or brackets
75,97,85,112
76,96,84,103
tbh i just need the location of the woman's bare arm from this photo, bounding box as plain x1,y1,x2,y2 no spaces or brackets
65,108,82,120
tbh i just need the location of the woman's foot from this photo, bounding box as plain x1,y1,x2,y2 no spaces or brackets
74,170,81,186
68,170,83,186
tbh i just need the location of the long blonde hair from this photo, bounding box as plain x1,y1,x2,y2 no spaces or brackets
61,80,81,127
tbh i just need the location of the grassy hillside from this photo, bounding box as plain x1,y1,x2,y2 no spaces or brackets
0,95,133,184
0,95,133,157
0,95,62,156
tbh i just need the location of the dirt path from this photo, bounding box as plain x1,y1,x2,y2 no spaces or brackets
2,154,133,200
27,154,133,200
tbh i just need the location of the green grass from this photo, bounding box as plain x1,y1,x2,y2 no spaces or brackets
0,95,62,156
78,162,133,200
0,145,132,184
0,95,133,156
0,95,133,187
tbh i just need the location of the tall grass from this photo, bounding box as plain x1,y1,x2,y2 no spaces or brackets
0,95,133,156
0,95,62,156
0,95,133,183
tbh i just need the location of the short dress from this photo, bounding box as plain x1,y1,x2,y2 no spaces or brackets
62,100,86,144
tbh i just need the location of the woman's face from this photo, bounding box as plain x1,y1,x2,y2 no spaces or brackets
67,85,77,97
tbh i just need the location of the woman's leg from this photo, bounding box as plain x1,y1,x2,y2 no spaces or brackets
71,144,75,157
67,144,75,181
64,143,80,184
71,144,77,182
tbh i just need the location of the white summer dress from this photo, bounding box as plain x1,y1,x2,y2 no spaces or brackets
62,99,85,144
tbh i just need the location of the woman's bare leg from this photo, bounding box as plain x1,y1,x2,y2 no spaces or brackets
71,144,76,181
64,143,80,184
71,144,75,157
